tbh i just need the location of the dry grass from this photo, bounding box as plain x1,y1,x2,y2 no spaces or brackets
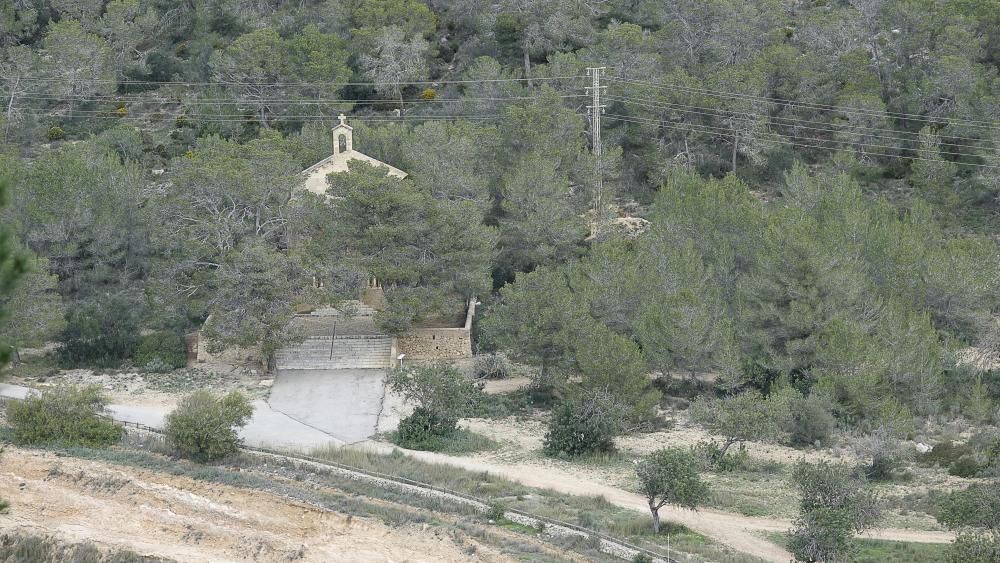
0,530,173,562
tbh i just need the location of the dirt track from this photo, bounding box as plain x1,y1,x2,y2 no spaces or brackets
0,448,511,562
367,442,956,563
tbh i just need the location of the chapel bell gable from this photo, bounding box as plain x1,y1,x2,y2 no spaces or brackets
332,113,353,154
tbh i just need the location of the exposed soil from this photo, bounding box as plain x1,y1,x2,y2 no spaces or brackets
0,447,514,563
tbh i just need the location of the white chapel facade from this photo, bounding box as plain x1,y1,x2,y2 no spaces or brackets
298,114,407,195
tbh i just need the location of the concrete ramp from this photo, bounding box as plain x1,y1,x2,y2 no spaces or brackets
268,369,387,443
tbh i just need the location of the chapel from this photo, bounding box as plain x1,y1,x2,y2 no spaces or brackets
298,114,407,195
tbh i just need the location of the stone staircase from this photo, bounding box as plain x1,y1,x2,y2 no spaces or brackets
275,335,392,370
307,300,377,318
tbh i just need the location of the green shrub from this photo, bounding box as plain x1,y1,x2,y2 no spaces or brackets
632,554,653,563
787,393,836,446
947,532,1000,563
387,362,483,419
390,426,497,453
395,406,458,445
46,126,65,141
920,441,975,467
58,298,142,369
0,498,8,513
7,385,121,447
690,440,750,472
948,455,982,478
789,461,881,563
164,390,253,462
134,332,187,372
542,392,624,457
487,500,506,521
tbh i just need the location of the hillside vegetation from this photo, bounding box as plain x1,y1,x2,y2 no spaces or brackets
0,1,998,561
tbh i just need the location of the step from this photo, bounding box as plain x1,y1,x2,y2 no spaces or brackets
276,335,392,370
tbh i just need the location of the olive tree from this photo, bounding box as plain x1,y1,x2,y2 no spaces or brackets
788,461,881,562
937,483,1000,563
388,362,483,445
689,390,790,458
165,390,254,462
636,447,710,533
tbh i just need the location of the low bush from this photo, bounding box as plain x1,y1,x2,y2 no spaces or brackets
947,532,1000,563
919,441,975,467
7,385,121,447
690,440,750,472
473,352,514,379
396,406,458,445
948,455,982,478
853,425,907,481
543,391,625,457
487,500,506,521
390,424,497,453
134,332,187,372
57,298,142,369
786,393,836,447
164,390,253,462
46,126,65,141
0,531,171,562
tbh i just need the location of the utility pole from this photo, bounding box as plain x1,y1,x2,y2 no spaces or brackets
586,67,606,237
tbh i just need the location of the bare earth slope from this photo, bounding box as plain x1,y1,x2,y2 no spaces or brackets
0,448,511,563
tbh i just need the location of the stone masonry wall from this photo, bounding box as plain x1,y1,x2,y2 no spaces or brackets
395,328,472,360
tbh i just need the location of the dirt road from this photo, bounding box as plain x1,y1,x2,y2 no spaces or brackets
362,441,956,563
0,382,956,562
0,448,511,562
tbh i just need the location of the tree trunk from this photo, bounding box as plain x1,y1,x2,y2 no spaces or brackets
5,76,18,143
731,129,738,173
523,49,533,88
719,437,736,458
649,501,660,533
11,347,21,367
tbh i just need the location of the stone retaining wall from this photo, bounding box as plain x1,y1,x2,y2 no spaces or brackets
395,328,472,360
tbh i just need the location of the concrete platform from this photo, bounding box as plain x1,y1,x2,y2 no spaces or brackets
267,369,387,443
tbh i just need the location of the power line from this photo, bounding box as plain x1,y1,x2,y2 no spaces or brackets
14,108,508,123
605,93,997,150
13,93,588,105
604,98,996,159
4,74,588,87
609,76,1000,131
604,112,986,159
603,114,1000,169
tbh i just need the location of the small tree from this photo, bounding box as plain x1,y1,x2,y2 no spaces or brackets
543,389,628,457
635,447,710,533
788,461,881,562
689,391,789,458
0,255,64,366
388,362,483,440
165,390,253,462
7,385,121,447
852,424,908,481
937,482,1000,563
0,176,28,368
